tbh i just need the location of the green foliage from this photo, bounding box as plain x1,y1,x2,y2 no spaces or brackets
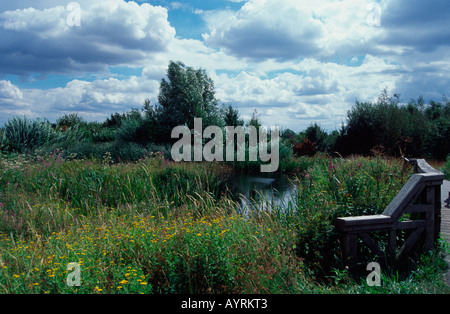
222,104,244,127
335,89,450,159
103,112,127,128
246,109,262,129
0,154,448,293
56,113,84,128
115,117,144,144
157,61,223,142
2,117,58,153
304,123,328,152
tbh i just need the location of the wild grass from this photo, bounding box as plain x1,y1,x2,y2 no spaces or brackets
0,152,449,294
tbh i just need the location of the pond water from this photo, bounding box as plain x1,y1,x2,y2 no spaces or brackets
227,173,299,214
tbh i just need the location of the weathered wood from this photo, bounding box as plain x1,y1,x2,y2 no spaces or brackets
335,159,444,269
341,233,357,266
335,215,392,232
388,230,397,260
406,204,434,213
434,185,442,241
411,158,445,175
382,175,424,220
395,219,433,230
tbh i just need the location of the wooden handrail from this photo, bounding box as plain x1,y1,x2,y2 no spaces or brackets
335,159,444,268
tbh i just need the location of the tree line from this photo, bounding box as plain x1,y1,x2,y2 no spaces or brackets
286,89,450,160
1,61,449,165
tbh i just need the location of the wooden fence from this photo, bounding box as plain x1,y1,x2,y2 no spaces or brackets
335,159,444,269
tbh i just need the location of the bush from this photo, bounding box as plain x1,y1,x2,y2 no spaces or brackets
335,91,450,159
2,117,58,153
56,113,85,129
293,138,317,157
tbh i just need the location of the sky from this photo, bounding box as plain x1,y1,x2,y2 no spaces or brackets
0,0,449,132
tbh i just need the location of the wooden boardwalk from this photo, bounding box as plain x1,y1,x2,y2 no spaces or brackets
441,180,450,239
441,180,450,285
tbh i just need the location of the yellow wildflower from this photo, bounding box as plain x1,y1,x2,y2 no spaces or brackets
94,286,102,292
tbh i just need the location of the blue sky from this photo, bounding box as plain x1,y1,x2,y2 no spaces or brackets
0,0,449,132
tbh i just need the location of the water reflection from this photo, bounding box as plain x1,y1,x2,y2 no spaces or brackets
228,174,299,215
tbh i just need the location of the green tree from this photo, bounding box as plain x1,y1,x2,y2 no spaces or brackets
335,90,450,159
103,112,127,128
247,109,262,129
115,100,160,145
304,122,328,152
223,104,244,127
157,61,223,142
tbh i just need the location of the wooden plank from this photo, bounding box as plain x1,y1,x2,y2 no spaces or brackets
426,187,435,221
388,230,397,260
406,204,434,213
396,219,433,230
434,185,442,241
424,224,435,251
335,218,394,233
336,215,391,228
341,233,357,267
412,159,444,175
382,174,424,220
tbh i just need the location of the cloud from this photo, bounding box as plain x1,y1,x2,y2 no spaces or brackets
1,0,449,134
0,80,36,121
0,73,162,126
0,0,175,77
0,80,23,100
380,0,450,53
210,54,408,131
202,2,324,61
202,0,385,61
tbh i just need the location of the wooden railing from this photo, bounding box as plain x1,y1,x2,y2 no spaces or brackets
335,159,444,269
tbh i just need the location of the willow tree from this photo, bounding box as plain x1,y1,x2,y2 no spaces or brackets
157,61,223,142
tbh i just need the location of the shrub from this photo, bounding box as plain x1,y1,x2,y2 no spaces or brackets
2,117,58,153
293,138,317,157
56,113,85,128
92,127,116,143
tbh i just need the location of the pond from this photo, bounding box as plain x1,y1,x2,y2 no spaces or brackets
227,173,299,215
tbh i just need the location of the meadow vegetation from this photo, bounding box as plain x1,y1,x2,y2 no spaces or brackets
1,62,449,294
1,152,449,294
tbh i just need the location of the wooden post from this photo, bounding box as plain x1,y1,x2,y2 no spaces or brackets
434,185,441,242
388,229,396,263
341,233,357,268
424,186,435,251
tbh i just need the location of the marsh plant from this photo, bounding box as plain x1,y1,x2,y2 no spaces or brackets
1,152,449,294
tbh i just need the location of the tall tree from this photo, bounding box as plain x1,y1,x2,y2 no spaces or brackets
223,104,244,127
247,109,262,129
157,61,223,142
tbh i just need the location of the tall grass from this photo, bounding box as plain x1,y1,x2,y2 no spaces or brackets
1,153,449,294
